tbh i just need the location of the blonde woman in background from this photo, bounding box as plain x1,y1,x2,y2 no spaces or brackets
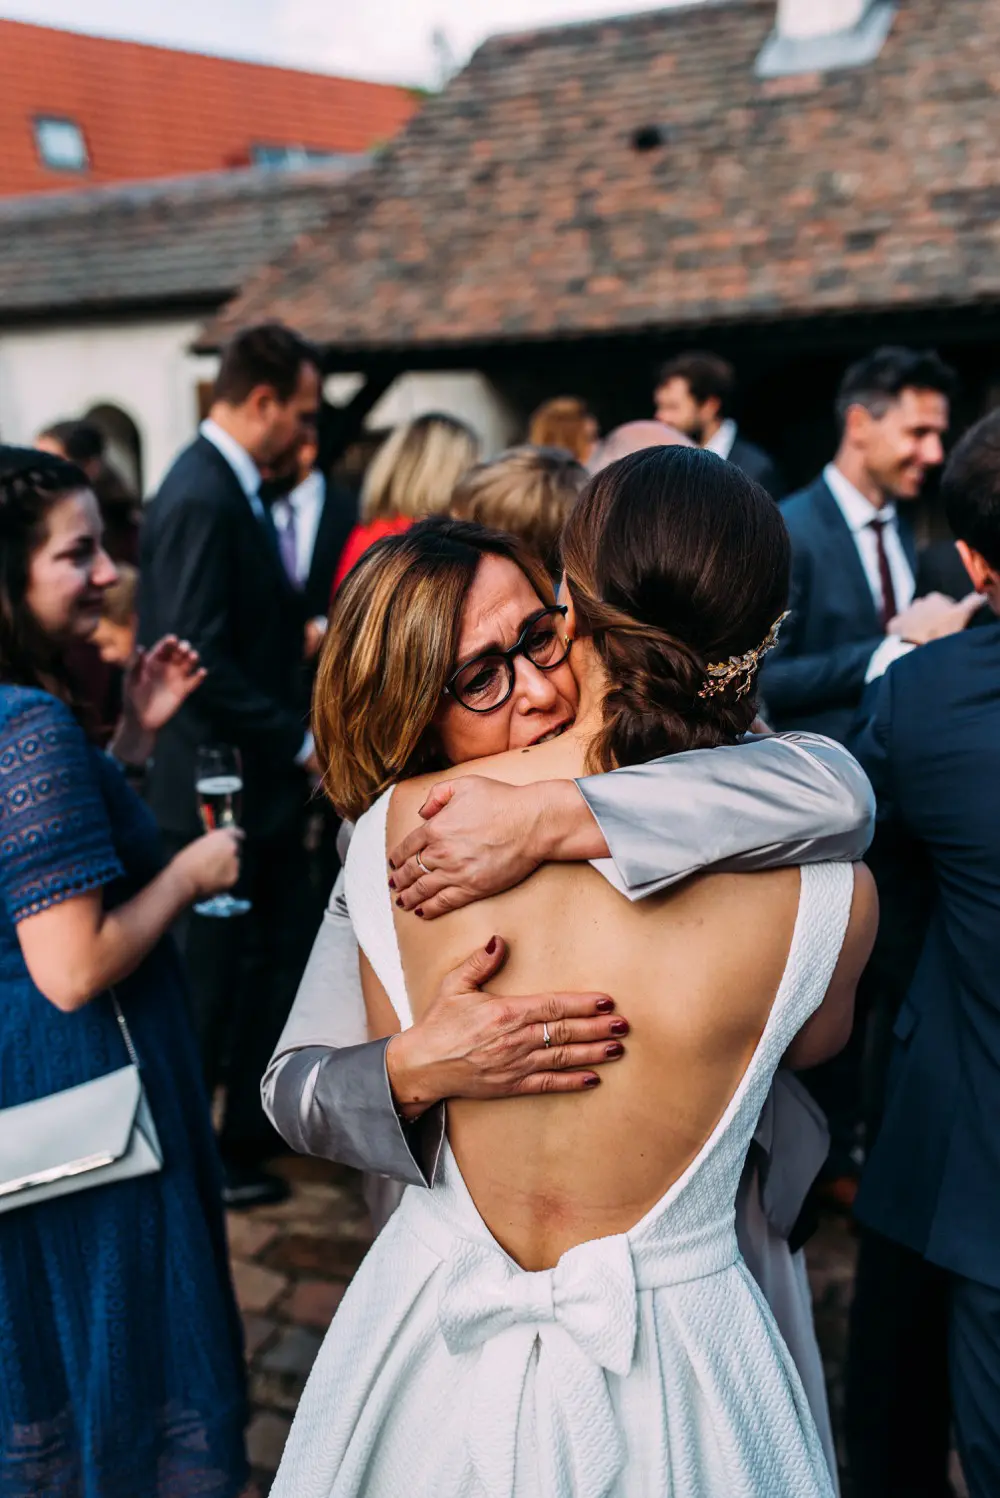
450,445,587,578
332,413,479,595
528,396,599,465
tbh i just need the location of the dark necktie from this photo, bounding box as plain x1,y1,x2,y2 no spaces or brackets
868,517,898,629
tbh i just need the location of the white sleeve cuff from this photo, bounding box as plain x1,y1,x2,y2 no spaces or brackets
295,731,315,766
866,635,916,684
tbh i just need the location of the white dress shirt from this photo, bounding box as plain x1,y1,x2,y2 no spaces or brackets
200,418,265,520
822,462,916,682
272,469,325,588
704,418,738,461
199,419,314,764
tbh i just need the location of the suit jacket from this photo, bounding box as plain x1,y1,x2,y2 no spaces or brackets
851,620,1000,1289
262,730,875,1230
139,435,307,841
728,433,784,500
299,475,357,624
759,475,917,743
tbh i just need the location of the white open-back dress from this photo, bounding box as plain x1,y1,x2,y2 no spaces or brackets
272,787,849,1498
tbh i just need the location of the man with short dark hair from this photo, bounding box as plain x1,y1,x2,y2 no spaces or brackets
844,409,1000,1498
760,346,979,743
140,321,322,1206
654,350,783,495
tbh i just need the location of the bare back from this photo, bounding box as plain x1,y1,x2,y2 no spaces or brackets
346,730,864,1272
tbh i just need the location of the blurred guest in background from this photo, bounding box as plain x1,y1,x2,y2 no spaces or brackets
654,351,783,496
450,445,587,577
332,413,479,594
140,322,321,1208
845,411,1000,1498
760,348,978,743
588,418,693,473
36,419,141,565
0,447,247,1498
527,395,599,465
92,561,138,668
263,432,357,662
761,346,980,1205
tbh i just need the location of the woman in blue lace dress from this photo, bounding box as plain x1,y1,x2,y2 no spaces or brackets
0,448,250,1497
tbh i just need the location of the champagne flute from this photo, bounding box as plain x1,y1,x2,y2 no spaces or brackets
193,745,251,917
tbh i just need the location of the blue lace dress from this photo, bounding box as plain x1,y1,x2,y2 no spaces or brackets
0,686,248,1498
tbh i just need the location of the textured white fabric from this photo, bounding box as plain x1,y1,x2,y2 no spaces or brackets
276,789,852,1498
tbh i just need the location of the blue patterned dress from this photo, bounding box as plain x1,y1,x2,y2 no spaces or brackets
0,685,248,1498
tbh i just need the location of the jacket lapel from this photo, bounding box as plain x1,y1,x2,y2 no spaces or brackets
196,437,295,598
811,477,882,636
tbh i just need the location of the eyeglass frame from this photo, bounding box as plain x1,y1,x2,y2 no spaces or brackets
442,605,572,714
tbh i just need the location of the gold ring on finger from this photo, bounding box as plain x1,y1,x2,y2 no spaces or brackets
415,851,431,875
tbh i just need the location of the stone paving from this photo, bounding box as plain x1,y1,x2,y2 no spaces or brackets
231,1159,963,1496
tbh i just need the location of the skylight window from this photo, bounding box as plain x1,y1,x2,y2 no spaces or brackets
252,144,344,170
34,117,89,173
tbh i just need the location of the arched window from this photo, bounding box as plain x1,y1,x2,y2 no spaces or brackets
84,403,144,497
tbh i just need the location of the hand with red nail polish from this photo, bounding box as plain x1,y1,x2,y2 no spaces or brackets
385,935,626,1115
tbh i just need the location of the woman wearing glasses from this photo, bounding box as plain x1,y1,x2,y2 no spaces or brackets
272,454,876,1497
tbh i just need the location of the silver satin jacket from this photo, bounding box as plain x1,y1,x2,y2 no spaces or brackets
262,732,873,1234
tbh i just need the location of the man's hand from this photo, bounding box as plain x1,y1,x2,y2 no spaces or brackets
304,617,327,660
384,935,627,1117
389,776,607,918
888,591,985,645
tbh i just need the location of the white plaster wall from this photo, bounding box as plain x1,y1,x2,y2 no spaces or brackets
327,369,519,457
0,317,220,494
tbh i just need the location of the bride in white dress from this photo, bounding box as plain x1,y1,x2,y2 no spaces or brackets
274,447,876,1498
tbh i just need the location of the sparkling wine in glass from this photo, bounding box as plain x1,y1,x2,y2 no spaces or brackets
194,745,251,918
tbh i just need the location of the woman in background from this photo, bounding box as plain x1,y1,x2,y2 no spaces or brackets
332,413,479,594
528,396,599,466
0,447,249,1498
450,445,587,578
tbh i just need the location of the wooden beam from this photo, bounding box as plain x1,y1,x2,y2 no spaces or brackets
319,368,399,468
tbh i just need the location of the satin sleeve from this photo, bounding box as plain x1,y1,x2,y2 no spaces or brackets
578,731,874,899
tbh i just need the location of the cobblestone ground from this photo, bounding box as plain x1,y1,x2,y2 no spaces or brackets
232,1161,964,1496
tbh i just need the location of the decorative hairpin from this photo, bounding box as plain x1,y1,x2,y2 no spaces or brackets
698,610,790,700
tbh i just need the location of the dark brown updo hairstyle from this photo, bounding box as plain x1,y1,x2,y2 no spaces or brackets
561,445,790,771
0,446,90,699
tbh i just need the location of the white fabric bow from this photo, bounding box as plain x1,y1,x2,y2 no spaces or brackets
439,1232,638,1498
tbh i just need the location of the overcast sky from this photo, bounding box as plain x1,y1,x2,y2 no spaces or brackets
1,0,695,86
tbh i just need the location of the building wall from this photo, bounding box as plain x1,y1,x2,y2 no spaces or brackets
0,315,218,492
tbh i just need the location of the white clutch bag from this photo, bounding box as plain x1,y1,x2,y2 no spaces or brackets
0,993,162,1214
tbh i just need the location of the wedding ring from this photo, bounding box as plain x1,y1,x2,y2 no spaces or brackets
542,1022,552,1048
415,851,430,875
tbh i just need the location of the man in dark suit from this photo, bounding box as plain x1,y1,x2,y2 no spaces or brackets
844,411,1000,1498
140,322,321,1206
654,350,784,496
760,347,979,744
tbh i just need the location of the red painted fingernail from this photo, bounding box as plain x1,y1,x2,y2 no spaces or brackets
388,877,396,890
595,998,614,1013
583,1075,600,1088
395,897,403,908
388,860,396,871
485,936,497,954
605,1042,624,1058
415,908,424,918
609,1019,629,1036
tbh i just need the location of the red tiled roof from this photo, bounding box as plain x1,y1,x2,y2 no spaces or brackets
0,18,418,196
205,0,1000,354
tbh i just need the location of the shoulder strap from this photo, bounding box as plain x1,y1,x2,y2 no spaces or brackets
344,789,413,1029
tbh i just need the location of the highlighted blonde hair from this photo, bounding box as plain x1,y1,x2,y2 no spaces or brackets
450,445,587,576
361,414,479,523
313,518,553,820
527,397,596,464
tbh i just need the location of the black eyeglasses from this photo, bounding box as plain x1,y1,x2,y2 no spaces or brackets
444,606,571,713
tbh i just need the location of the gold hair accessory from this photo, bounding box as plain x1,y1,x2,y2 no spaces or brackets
698,611,791,700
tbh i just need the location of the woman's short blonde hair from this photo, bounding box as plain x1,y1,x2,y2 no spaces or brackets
360,413,479,523
313,518,553,820
450,446,587,577
99,562,138,626
527,397,596,464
